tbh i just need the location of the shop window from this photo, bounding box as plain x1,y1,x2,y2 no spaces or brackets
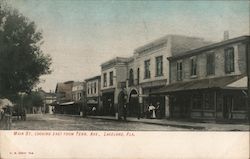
177,61,182,81
192,94,202,110
207,53,215,75
204,92,215,110
144,60,150,79
109,71,113,86
156,56,163,76
91,83,93,94
94,82,97,94
225,47,234,73
190,57,197,76
233,96,247,111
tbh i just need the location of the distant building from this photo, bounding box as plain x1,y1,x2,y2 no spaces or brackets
42,91,56,114
85,75,101,115
71,81,86,115
55,81,74,103
54,81,79,115
72,81,86,102
154,35,249,121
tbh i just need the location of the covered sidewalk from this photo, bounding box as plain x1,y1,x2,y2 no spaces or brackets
150,75,248,121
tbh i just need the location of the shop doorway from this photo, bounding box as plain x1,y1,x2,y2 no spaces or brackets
223,96,233,119
118,91,126,117
102,92,115,116
128,90,139,117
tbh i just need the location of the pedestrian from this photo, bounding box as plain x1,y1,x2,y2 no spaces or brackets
148,103,156,119
92,106,97,115
4,107,12,130
123,104,127,121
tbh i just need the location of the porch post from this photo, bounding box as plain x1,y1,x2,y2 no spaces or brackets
214,91,217,120
247,41,250,119
202,92,204,118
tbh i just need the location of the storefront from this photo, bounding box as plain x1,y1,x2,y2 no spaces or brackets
102,90,115,116
153,75,248,121
142,87,166,119
86,97,99,114
54,101,81,115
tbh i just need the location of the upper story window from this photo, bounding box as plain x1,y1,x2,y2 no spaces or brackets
144,60,151,79
129,69,134,86
87,87,90,95
155,56,163,77
103,73,107,87
91,83,93,94
190,57,197,77
225,47,235,73
109,71,113,86
177,61,183,81
206,53,215,75
94,82,97,94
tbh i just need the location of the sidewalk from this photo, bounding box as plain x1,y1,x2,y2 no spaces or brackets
87,115,250,131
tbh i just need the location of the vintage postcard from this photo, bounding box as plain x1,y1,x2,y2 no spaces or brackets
0,0,249,159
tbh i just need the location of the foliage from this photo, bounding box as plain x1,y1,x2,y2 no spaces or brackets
19,91,44,108
0,2,52,99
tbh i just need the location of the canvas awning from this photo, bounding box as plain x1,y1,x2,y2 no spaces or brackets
151,75,246,95
59,101,74,106
225,76,247,89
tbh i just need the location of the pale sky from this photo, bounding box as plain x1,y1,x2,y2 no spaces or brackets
7,0,250,92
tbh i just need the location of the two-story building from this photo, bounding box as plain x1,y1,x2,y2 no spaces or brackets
54,81,75,114
127,35,211,118
154,35,249,121
85,75,102,114
71,81,86,115
101,57,129,117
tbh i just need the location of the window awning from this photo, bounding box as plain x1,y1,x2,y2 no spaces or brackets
87,99,98,104
59,101,74,106
151,75,246,95
225,76,247,88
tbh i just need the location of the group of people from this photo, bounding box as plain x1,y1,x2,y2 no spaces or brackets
146,102,161,119
121,102,161,121
0,107,12,130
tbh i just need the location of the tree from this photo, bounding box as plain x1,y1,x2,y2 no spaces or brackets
0,3,52,99
23,92,44,108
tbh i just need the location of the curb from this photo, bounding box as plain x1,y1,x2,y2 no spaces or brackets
87,116,205,130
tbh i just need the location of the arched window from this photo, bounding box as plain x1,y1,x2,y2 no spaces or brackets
129,69,134,86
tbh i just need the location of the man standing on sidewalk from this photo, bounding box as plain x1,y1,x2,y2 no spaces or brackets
123,104,127,121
